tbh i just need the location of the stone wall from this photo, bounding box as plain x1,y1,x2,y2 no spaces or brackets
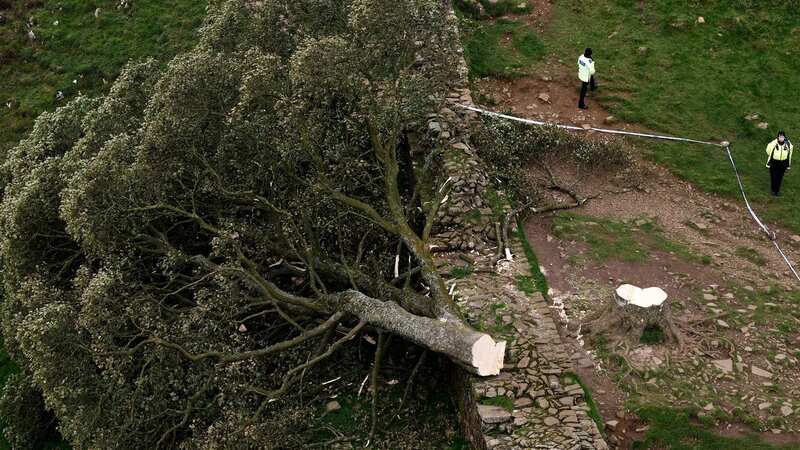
426,5,495,252
448,241,608,449
434,3,609,449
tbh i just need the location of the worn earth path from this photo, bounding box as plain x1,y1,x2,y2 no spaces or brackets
469,1,800,448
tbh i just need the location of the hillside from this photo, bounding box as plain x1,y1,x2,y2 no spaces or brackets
0,0,207,155
457,0,800,448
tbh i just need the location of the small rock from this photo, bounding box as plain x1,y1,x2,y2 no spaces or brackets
478,404,512,424
517,356,530,369
514,397,533,408
791,235,800,244
637,46,648,55
543,416,560,426
703,293,718,301
716,319,730,328
606,420,619,431
751,366,773,378
697,16,705,24
238,323,247,332
745,113,760,121
757,122,769,129
781,406,793,416
604,115,618,125
712,359,733,373
95,8,102,17
703,403,714,411
759,402,772,410
538,93,551,103
326,401,341,413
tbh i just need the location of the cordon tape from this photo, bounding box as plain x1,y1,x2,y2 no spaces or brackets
455,103,800,283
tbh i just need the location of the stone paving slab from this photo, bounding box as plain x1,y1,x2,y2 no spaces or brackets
448,241,607,449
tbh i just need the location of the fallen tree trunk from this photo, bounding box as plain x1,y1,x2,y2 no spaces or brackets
336,290,506,376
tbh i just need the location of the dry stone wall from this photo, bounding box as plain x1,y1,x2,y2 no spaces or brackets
436,4,609,449
447,242,607,449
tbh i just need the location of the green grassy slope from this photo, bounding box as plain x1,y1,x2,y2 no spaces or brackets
0,0,208,155
545,0,800,231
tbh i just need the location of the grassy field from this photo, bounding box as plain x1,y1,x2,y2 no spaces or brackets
544,0,800,232
0,0,208,155
633,406,800,450
0,0,208,446
457,5,547,79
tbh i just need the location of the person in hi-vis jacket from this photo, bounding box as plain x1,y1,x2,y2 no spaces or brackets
766,130,793,196
577,48,596,110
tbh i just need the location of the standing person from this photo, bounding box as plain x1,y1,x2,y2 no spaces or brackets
766,130,793,196
577,48,596,110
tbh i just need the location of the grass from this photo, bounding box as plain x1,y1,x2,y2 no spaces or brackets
480,395,514,412
456,0,532,20
450,264,475,279
552,213,649,263
563,372,604,433
552,213,710,266
640,324,666,345
544,0,800,234
632,406,800,450
0,0,208,155
459,16,546,78
734,246,767,266
515,219,548,294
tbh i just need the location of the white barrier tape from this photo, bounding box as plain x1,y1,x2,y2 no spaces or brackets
724,146,771,236
456,104,722,146
726,146,800,282
774,240,800,282
457,103,800,283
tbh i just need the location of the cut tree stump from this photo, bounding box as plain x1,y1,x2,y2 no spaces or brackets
583,284,685,348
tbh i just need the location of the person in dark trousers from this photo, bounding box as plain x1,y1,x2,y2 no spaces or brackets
766,130,793,196
577,48,596,109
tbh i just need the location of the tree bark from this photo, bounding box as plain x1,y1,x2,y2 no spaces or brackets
335,290,506,376
584,284,683,347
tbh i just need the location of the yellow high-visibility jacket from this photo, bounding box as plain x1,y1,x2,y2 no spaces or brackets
766,139,793,167
578,55,595,83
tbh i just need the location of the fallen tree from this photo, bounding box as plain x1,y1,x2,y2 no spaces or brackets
0,1,504,447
